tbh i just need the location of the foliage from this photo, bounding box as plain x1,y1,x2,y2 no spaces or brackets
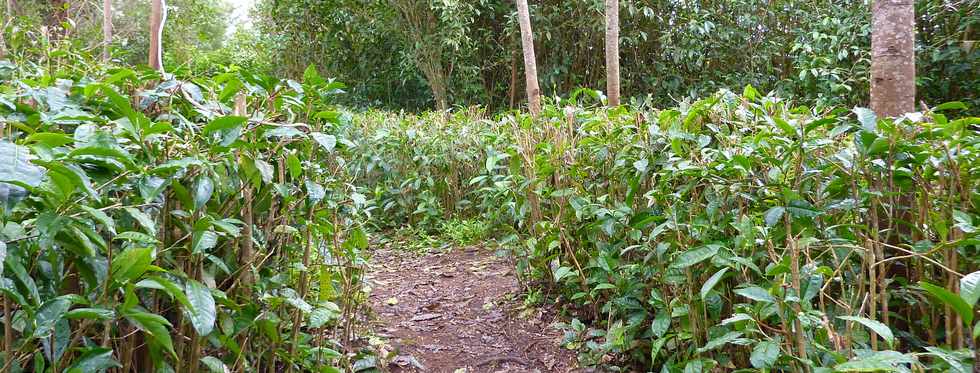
0,31,372,372
5,0,231,70
340,89,980,370
255,0,978,113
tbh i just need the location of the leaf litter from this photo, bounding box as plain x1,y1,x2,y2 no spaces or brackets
368,243,578,372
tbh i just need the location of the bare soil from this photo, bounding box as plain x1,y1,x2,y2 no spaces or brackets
367,242,579,373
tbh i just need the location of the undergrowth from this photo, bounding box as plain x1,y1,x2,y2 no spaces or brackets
346,89,980,371
1,27,374,372
2,19,979,373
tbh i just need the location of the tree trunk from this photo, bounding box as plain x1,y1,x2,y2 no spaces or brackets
419,58,449,111
870,0,915,117
0,0,10,59
390,0,450,111
515,0,541,117
149,0,166,72
604,0,620,106
102,0,111,62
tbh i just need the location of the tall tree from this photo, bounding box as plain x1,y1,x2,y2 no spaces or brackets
0,0,12,59
515,0,540,117
102,0,111,62
604,0,620,106
390,0,450,111
870,0,915,116
149,0,166,72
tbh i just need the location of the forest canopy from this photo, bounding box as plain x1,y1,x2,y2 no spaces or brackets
11,0,978,112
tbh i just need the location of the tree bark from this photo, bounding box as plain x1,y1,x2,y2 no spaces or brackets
870,0,915,117
420,58,449,111
149,0,166,72
604,0,620,106
46,0,68,28
515,0,541,117
0,0,10,59
102,0,111,62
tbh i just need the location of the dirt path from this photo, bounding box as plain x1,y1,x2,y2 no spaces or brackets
368,242,578,372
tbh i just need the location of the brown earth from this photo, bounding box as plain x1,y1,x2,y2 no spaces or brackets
367,242,579,373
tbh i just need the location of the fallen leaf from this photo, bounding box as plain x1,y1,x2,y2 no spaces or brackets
411,313,442,322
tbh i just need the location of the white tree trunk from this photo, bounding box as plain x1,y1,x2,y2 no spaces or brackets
515,0,541,117
870,0,915,117
604,0,620,106
149,0,166,72
102,0,112,62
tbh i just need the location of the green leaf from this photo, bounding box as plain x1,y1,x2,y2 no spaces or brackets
124,310,176,358
303,64,325,86
764,206,785,227
959,270,980,307
918,281,973,325
282,288,312,314
110,247,155,286
65,347,121,373
852,107,877,131
670,244,721,269
204,116,247,134
0,141,44,208
750,340,780,368
553,266,575,282
80,206,116,235
200,356,227,373
114,231,159,244
193,176,214,211
124,207,157,237
33,296,73,338
734,286,774,303
193,230,219,254
932,101,967,111
136,276,191,309
743,85,759,101
833,350,915,372
254,159,274,184
772,116,797,136
650,336,670,366
306,180,325,203
700,268,729,300
952,210,976,233
838,316,895,348
650,309,670,338
923,346,969,373
696,331,744,352
185,279,216,336
309,306,338,328
64,308,115,321
219,79,243,102
287,154,302,178
311,132,337,153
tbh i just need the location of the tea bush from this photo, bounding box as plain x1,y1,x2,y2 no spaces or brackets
344,89,980,371
0,30,374,372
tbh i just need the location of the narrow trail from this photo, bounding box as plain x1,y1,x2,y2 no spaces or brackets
368,241,578,372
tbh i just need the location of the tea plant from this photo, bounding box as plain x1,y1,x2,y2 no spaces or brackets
0,30,374,372
341,88,980,371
